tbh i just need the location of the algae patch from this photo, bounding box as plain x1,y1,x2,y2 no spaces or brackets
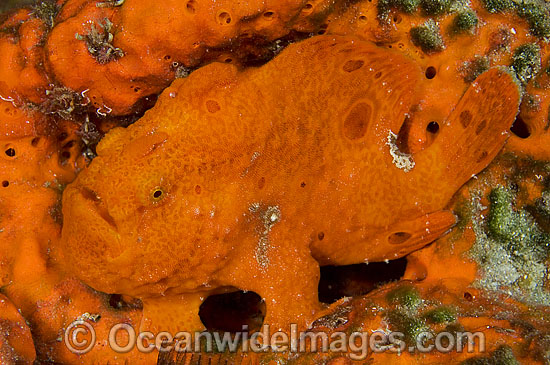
480,0,550,39
451,9,478,33
511,43,541,85
469,185,550,305
410,20,445,54
383,284,463,347
461,344,519,365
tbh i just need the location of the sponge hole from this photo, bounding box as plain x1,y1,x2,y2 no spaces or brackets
510,115,531,139
426,121,439,134
217,11,232,25
263,11,275,20
425,66,437,79
4,147,15,157
199,290,265,332
302,3,314,14
186,0,196,13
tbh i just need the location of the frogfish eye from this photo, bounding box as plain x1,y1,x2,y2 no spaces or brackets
151,188,165,202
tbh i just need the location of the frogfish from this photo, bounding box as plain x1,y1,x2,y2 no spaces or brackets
54,35,521,332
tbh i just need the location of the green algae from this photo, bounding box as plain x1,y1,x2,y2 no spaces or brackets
379,0,422,14
461,56,490,83
480,0,515,13
516,1,550,39
452,9,478,33
511,43,542,85
421,0,452,15
469,184,550,305
410,20,445,53
386,310,431,346
386,284,422,310
479,0,550,39
461,345,519,365
423,306,457,324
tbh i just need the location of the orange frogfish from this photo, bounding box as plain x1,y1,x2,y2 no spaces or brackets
54,35,521,332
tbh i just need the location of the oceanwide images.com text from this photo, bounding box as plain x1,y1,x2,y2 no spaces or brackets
65,321,486,360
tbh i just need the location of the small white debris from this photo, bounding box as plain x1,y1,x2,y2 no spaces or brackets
96,104,113,117
386,131,415,172
76,312,101,322
249,204,281,268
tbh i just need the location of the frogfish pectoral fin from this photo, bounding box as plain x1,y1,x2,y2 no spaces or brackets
414,67,522,194
315,210,456,265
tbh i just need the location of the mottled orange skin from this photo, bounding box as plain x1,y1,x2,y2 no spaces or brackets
56,35,520,333
1,0,549,363
0,117,153,363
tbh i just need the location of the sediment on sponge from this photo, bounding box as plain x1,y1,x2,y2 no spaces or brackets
396,0,422,13
461,345,520,365
517,1,550,38
420,0,452,15
386,284,422,310
386,310,431,346
377,0,421,20
460,56,490,82
487,187,549,249
480,0,550,39
385,286,466,345
511,43,541,85
31,0,60,29
536,190,550,217
492,346,521,365
469,184,550,305
480,0,515,13
452,9,478,33
410,20,445,53
423,306,457,324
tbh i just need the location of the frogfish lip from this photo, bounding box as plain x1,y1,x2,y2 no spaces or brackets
78,187,119,231
62,184,122,254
